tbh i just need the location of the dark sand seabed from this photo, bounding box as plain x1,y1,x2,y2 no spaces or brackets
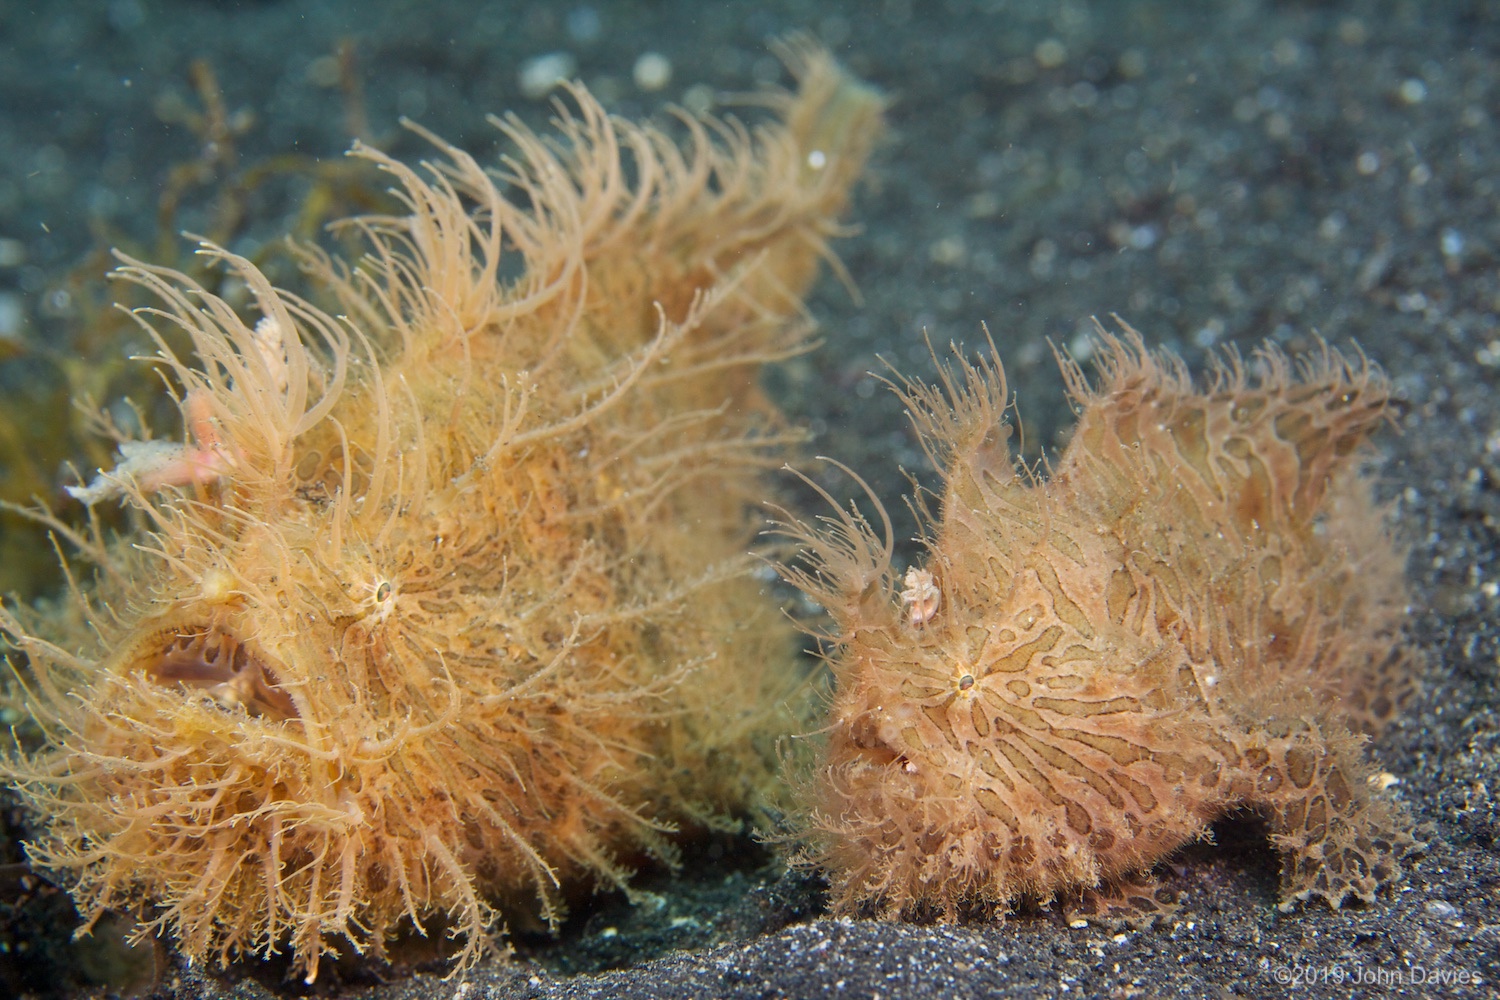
1,1,1498,997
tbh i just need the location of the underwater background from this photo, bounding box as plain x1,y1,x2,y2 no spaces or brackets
1,1,1497,997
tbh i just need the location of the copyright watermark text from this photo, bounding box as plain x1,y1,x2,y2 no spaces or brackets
1260,959,1481,990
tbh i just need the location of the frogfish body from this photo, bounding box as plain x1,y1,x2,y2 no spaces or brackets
782,326,1420,926
1,43,883,980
